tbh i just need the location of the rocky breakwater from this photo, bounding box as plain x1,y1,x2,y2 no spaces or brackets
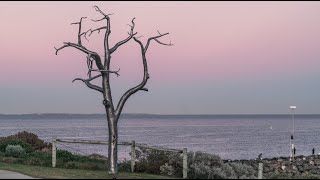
225,155,320,179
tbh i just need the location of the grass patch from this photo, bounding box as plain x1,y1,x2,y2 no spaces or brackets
0,161,175,179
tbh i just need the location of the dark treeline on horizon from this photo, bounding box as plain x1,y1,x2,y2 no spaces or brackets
0,113,320,119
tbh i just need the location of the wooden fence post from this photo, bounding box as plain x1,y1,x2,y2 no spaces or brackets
52,137,57,168
258,162,263,179
183,148,187,179
131,140,136,173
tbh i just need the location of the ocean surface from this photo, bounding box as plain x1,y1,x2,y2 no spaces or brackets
1,114,320,161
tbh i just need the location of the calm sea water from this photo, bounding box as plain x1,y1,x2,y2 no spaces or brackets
1,114,320,161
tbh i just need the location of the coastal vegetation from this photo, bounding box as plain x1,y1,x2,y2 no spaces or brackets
1,131,320,179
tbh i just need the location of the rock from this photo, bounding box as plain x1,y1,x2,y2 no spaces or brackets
281,165,286,171
309,168,320,175
309,160,315,165
296,159,304,166
266,172,275,178
292,165,298,171
297,165,304,172
285,161,291,166
302,171,309,176
314,159,320,165
303,165,313,171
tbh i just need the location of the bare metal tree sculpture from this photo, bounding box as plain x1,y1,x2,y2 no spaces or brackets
54,6,172,175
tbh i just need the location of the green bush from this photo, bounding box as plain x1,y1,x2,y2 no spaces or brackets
57,149,76,162
0,131,51,151
0,139,33,153
26,151,51,166
0,132,109,171
5,145,26,158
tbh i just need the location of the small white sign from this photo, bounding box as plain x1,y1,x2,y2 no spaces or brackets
290,106,297,109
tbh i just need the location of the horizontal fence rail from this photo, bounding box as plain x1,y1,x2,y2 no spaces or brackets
52,137,188,179
55,138,183,153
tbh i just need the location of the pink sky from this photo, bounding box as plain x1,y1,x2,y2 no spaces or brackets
1,1,320,114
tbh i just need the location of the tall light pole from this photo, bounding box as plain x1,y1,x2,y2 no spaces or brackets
289,105,296,161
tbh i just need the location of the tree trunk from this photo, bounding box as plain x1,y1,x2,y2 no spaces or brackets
106,107,118,175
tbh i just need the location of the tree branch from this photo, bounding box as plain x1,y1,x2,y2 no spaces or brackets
82,29,92,42
71,17,87,46
92,5,112,68
89,67,121,77
87,27,108,36
55,42,88,54
110,18,137,54
72,76,103,93
54,42,89,55
54,42,104,71
145,31,173,53
115,33,171,120
93,5,113,18
81,74,102,82
115,37,149,120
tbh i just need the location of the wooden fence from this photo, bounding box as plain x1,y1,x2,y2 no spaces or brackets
52,138,188,179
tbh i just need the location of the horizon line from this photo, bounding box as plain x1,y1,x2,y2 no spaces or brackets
0,113,319,116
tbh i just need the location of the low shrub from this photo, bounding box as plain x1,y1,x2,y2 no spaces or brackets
0,140,33,153
228,162,256,179
134,146,175,174
1,131,51,151
5,145,26,158
158,151,257,179
57,149,76,162
160,163,175,176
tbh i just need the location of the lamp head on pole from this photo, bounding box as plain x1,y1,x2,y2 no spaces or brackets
290,106,297,109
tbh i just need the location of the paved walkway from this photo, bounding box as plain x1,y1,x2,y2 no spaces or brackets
0,170,35,179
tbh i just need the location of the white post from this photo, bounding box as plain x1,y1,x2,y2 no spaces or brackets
183,148,187,179
258,163,263,179
52,137,57,168
131,140,135,173
289,138,292,161
290,106,296,161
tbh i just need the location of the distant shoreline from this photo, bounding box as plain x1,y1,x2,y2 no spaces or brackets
1,113,320,119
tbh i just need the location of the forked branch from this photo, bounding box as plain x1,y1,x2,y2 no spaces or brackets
145,31,173,52
110,18,137,54
93,5,114,18
71,17,87,46
115,33,172,119
91,5,112,68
